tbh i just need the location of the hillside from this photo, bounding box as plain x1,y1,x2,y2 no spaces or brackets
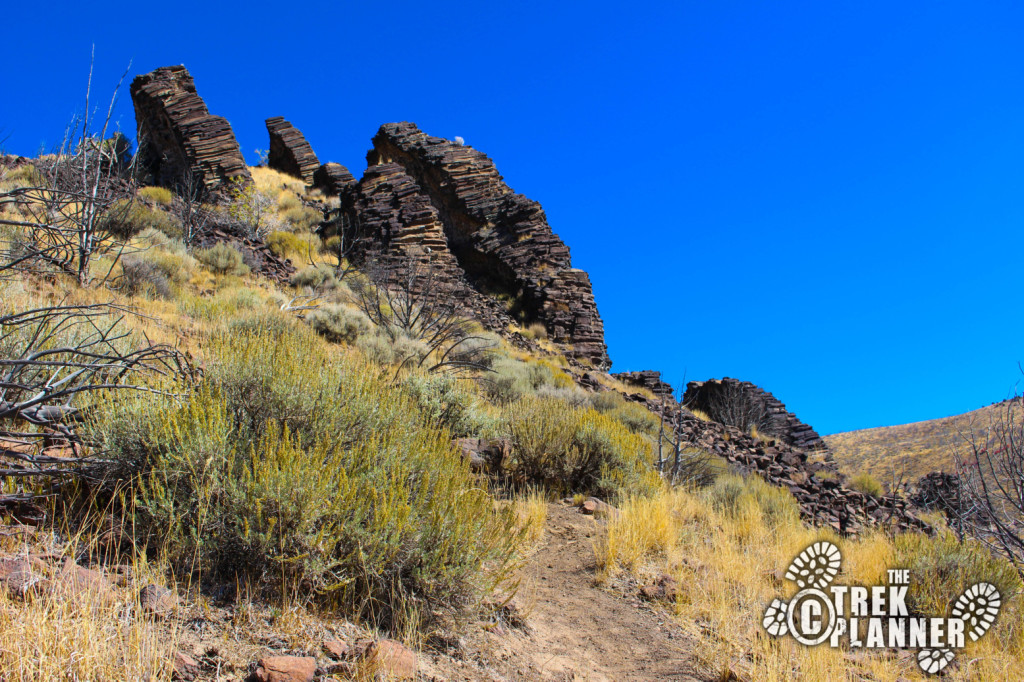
826,400,1021,485
1,63,1023,681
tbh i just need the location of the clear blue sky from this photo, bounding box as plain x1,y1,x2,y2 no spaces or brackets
4,1,1023,434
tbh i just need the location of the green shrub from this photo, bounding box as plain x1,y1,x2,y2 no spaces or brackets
589,391,661,436
266,230,320,259
282,206,322,232
290,264,337,290
196,242,249,276
137,186,174,205
403,372,495,438
705,473,800,527
895,530,1023,620
93,324,522,631
104,201,182,240
308,304,370,344
483,355,574,404
118,257,173,299
505,397,658,498
849,472,884,497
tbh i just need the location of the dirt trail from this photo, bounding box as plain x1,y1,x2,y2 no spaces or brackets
426,503,707,681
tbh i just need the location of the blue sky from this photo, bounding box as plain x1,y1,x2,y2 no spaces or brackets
3,1,1023,434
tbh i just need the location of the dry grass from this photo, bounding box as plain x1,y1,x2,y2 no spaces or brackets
826,400,1022,483
513,489,549,545
595,478,1024,681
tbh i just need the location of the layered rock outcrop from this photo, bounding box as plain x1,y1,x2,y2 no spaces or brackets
684,378,827,451
611,371,677,402
616,386,928,535
357,122,609,368
130,66,251,197
313,162,357,196
265,117,320,183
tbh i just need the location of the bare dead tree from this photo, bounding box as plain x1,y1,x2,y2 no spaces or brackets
172,166,210,250
316,208,363,280
0,55,139,287
952,392,1024,577
690,380,776,437
353,257,495,376
655,382,718,487
0,302,194,516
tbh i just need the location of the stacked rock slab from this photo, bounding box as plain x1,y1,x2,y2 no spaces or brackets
130,66,251,197
611,371,677,403
342,162,516,332
364,122,610,369
684,378,827,451
313,162,357,196
265,117,320,183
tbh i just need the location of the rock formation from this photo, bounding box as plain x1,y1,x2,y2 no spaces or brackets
265,117,320,183
313,162,357,196
353,122,609,368
615,384,928,535
130,66,251,197
683,378,827,451
612,371,677,402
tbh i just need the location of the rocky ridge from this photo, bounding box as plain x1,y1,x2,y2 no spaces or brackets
130,66,251,197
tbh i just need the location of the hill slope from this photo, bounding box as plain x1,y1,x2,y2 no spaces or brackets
826,399,1020,485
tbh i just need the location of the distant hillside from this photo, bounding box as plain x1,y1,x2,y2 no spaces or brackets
826,400,1020,486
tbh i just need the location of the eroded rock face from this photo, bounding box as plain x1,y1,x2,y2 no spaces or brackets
683,378,827,451
313,162,357,196
130,65,251,197
265,117,320,183
361,122,609,368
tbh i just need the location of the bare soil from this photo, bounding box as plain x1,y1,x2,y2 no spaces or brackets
423,503,707,681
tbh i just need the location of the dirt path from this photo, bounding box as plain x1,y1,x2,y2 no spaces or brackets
425,503,707,681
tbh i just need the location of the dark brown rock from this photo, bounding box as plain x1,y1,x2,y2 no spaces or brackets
611,370,677,403
139,583,177,617
265,117,320,183
322,638,349,659
454,438,510,473
252,655,316,682
312,162,357,196
359,122,610,368
131,65,251,198
683,378,828,451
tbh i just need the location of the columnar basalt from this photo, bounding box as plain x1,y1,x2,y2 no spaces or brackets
265,117,320,183
363,122,610,368
130,66,251,197
684,377,827,451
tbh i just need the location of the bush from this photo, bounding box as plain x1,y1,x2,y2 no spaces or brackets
104,201,182,240
849,472,884,497
483,355,575,404
137,186,174,206
307,304,370,344
895,530,1023,620
266,231,320,259
93,324,522,631
705,473,800,528
589,391,661,436
290,264,337,290
403,372,495,438
505,397,659,498
118,257,172,299
282,206,322,232
196,242,249,276
522,322,548,340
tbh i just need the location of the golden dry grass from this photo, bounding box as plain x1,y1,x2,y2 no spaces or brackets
826,400,1021,484
595,479,1024,681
